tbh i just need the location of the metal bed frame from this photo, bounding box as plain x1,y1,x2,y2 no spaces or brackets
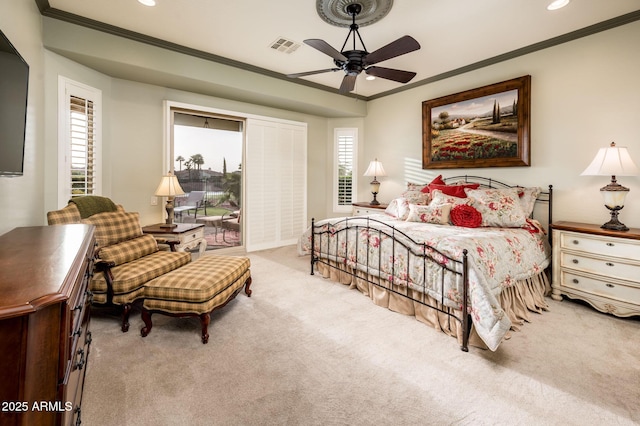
310,176,552,352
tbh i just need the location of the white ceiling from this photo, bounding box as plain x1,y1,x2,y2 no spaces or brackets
46,0,640,98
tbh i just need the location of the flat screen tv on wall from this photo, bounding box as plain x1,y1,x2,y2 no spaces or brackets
0,29,29,177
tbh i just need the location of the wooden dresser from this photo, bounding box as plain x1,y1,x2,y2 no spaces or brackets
0,225,96,426
551,221,640,317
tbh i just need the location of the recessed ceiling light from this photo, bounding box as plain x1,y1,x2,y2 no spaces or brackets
547,0,570,11
138,0,156,6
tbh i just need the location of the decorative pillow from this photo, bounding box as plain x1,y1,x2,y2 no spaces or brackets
406,203,452,225
465,188,528,228
98,234,159,266
429,189,470,208
385,197,411,220
450,204,483,228
517,187,541,217
401,187,430,205
427,182,480,198
81,211,143,248
406,182,428,192
418,174,447,193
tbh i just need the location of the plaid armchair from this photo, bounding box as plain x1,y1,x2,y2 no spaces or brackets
47,200,192,332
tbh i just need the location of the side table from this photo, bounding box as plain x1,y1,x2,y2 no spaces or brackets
142,223,206,256
352,202,388,216
550,221,640,317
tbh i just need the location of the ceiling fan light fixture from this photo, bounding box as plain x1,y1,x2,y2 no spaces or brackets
547,0,570,11
289,0,419,94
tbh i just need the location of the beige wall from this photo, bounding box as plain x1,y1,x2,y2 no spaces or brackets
2,1,639,236
42,65,330,226
0,0,44,236
364,20,640,229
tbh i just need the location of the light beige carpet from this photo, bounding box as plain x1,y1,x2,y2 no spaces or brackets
82,245,640,425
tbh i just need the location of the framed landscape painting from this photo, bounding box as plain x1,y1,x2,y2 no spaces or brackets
422,75,531,169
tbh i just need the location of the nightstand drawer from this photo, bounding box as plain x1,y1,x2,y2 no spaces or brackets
560,271,640,305
559,231,640,261
559,252,640,282
351,203,388,216
180,228,204,245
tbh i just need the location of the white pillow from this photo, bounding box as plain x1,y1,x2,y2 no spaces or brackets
406,203,452,225
385,197,411,220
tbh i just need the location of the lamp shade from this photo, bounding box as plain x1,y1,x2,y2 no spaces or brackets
581,142,639,176
154,173,185,197
363,159,387,177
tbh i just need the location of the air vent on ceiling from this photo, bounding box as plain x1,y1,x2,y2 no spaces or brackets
269,37,301,54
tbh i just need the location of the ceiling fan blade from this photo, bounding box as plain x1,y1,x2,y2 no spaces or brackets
339,74,357,94
365,66,417,83
287,68,340,78
304,39,348,62
364,35,421,66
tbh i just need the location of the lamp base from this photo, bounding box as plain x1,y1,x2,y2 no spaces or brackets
162,199,177,229
369,192,380,206
601,205,629,231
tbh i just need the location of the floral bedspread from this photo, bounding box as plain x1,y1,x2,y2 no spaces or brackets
297,214,551,350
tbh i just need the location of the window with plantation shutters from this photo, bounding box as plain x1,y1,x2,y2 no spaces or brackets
69,96,95,196
334,128,358,213
58,77,102,207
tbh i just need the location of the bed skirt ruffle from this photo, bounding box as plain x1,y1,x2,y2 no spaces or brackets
315,261,550,349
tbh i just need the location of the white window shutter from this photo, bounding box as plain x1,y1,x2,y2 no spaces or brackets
58,77,102,207
245,118,307,252
333,128,357,213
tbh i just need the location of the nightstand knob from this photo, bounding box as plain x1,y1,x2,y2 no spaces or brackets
606,283,615,288
572,259,579,264
606,242,614,247
572,240,579,245
572,278,579,284
606,262,614,267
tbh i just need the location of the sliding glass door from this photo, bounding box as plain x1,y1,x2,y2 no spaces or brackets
171,109,244,251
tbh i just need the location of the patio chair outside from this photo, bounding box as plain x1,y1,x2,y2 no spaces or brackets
221,209,241,242
174,191,206,221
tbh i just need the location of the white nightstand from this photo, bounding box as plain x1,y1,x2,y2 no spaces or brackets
352,202,388,216
551,221,640,317
142,223,206,256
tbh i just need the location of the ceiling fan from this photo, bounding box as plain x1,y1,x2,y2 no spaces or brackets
287,3,421,94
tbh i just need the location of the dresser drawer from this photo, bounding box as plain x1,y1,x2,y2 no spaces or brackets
560,271,640,305
559,252,640,282
559,231,640,261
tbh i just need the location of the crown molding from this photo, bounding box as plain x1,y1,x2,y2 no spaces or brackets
36,1,640,102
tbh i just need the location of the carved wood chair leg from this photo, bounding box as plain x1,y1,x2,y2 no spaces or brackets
140,309,152,337
244,277,253,297
200,313,210,344
121,304,132,332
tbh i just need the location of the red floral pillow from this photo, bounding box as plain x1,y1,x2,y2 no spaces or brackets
427,183,480,198
450,204,483,228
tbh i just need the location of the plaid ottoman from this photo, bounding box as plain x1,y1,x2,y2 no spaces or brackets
140,254,252,343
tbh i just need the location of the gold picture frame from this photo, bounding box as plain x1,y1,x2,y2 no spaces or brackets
422,75,531,169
